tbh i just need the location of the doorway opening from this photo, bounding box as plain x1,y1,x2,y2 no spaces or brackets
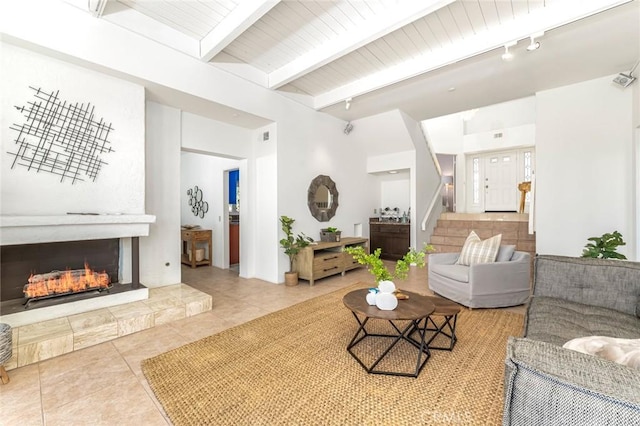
180,151,245,276
228,169,240,273
466,148,535,213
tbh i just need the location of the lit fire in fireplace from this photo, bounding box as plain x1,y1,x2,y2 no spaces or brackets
24,262,111,299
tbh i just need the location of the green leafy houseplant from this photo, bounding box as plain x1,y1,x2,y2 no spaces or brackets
326,227,339,233
581,230,627,260
279,215,313,272
345,243,435,283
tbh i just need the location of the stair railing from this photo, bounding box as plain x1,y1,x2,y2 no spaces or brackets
421,181,444,232
419,124,444,233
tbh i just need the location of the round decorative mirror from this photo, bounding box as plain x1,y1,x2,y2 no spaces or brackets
308,175,339,222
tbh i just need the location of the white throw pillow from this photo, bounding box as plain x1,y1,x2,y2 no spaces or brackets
456,231,502,266
563,336,640,369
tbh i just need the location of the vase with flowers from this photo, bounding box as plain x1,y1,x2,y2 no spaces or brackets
345,243,434,309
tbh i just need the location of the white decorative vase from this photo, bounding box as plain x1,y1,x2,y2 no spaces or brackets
375,293,398,310
378,280,396,293
366,290,377,306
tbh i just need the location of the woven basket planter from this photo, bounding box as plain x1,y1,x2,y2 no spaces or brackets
320,230,341,242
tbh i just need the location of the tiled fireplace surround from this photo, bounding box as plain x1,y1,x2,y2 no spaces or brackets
0,215,212,370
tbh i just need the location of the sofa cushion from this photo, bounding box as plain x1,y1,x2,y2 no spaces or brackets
456,231,502,266
525,296,640,347
429,264,469,283
496,245,516,262
533,255,640,317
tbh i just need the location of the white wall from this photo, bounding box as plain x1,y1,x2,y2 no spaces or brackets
462,124,535,153
275,104,375,278
464,97,536,134
141,101,182,286
0,42,145,215
422,113,465,154
181,112,252,159
536,75,635,259
400,111,442,249
380,174,411,213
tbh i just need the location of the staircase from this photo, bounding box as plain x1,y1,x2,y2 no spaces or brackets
429,213,536,259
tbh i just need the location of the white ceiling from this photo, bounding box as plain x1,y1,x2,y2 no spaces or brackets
84,0,639,126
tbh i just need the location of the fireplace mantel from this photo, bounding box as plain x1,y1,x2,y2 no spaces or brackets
0,214,156,245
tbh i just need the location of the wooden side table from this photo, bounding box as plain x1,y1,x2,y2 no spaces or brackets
181,229,212,268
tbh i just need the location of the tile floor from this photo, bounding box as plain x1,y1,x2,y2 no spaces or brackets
0,263,524,425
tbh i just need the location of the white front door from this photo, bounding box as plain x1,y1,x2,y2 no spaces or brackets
484,152,518,211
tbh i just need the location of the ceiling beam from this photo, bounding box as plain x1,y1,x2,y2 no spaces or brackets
267,0,455,90
200,0,281,63
313,0,631,110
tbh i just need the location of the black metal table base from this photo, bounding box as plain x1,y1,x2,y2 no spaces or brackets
346,312,431,378
410,314,458,351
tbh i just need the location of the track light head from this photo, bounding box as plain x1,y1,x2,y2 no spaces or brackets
613,73,636,88
527,32,543,51
344,122,353,135
501,42,516,61
345,98,352,110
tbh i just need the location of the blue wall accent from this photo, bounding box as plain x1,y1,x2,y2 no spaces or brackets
229,170,239,204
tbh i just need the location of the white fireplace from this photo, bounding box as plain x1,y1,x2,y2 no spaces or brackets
0,213,156,327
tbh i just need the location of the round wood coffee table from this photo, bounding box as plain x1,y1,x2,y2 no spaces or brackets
342,288,435,378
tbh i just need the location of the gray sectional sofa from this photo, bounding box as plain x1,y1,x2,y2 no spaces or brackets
503,255,640,425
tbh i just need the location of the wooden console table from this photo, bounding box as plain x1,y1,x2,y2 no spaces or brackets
293,237,368,286
181,229,212,268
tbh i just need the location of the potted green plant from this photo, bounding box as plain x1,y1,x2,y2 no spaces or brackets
320,226,341,242
280,215,313,286
581,230,627,260
344,243,435,283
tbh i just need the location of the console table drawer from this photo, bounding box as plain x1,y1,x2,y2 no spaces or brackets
313,255,342,277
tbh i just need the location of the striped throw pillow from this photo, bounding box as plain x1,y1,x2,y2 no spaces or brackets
456,231,502,266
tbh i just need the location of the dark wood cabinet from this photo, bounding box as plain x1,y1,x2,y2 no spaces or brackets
229,223,239,264
369,222,410,261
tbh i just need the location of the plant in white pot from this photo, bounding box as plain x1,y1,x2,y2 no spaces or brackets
345,243,434,282
344,243,434,309
279,215,313,286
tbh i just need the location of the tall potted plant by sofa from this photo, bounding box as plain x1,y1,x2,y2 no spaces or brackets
279,215,313,286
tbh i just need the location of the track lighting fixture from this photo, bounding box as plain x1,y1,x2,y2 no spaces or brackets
613,60,638,88
527,32,544,51
344,122,353,135
501,41,516,61
345,98,352,110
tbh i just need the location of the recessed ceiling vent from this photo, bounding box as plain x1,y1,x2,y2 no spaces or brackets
494,132,503,138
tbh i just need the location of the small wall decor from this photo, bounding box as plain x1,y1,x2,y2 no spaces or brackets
8,86,115,184
187,185,209,218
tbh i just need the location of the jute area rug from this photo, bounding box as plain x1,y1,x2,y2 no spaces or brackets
142,284,523,426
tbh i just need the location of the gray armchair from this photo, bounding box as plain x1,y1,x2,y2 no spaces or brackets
428,250,531,308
